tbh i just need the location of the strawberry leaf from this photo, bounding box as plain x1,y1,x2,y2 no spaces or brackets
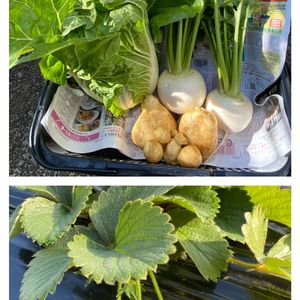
240,186,291,227
9,204,24,239
241,205,268,262
169,209,231,282
153,186,220,222
90,186,174,245
20,186,92,245
215,187,253,242
68,200,176,284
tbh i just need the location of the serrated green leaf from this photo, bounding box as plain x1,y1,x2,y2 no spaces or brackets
242,205,268,262
9,204,24,239
90,186,174,245
117,281,139,300
261,257,291,281
215,188,253,242
68,200,176,285
267,234,291,261
20,186,92,245
169,209,231,282
20,248,72,300
241,186,291,227
153,186,220,222
17,186,74,208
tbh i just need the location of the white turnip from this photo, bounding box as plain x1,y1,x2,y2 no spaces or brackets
202,0,254,132
157,8,206,114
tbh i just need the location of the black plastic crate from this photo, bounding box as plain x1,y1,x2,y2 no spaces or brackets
29,66,291,176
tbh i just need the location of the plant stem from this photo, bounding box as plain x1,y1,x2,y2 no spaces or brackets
230,0,244,96
183,12,202,73
149,270,164,300
167,23,174,73
223,7,231,75
174,19,183,75
213,0,229,92
117,282,123,300
182,17,189,63
237,4,250,95
136,280,142,300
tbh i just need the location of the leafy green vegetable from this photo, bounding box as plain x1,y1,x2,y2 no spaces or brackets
242,205,268,262
9,0,158,115
153,186,220,222
170,209,231,281
241,186,291,227
68,200,176,284
215,187,253,242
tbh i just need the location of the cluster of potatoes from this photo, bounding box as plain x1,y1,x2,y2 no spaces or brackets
132,95,218,168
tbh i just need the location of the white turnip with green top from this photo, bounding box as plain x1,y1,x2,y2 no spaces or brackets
202,0,254,133
157,9,206,114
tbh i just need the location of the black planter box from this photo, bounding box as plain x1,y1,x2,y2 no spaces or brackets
29,66,291,176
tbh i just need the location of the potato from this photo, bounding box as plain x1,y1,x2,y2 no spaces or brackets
154,127,171,144
132,95,177,148
178,108,218,161
177,145,202,168
143,140,163,163
164,138,182,165
174,132,188,146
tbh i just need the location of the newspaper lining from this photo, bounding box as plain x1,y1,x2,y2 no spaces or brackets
42,0,291,171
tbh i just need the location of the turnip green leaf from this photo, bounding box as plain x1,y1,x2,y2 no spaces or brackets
153,186,220,222
68,200,176,284
169,209,231,281
20,186,92,245
242,205,268,262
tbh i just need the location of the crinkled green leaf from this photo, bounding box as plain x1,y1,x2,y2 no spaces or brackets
62,0,97,35
90,186,174,245
153,186,220,222
20,248,72,300
39,54,68,85
169,209,231,282
241,186,291,227
20,187,92,245
9,0,75,67
242,205,268,262
68,200,176,284
9,204,24,239
10,0,159,116
215,187,253,242
267,234,291,261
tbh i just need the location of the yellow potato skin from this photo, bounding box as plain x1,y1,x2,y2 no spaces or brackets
132,95,177,148
177,145,202,168
143,140,163,163
178,108,218,161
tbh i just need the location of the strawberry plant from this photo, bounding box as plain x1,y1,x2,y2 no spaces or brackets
10,186,291,300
